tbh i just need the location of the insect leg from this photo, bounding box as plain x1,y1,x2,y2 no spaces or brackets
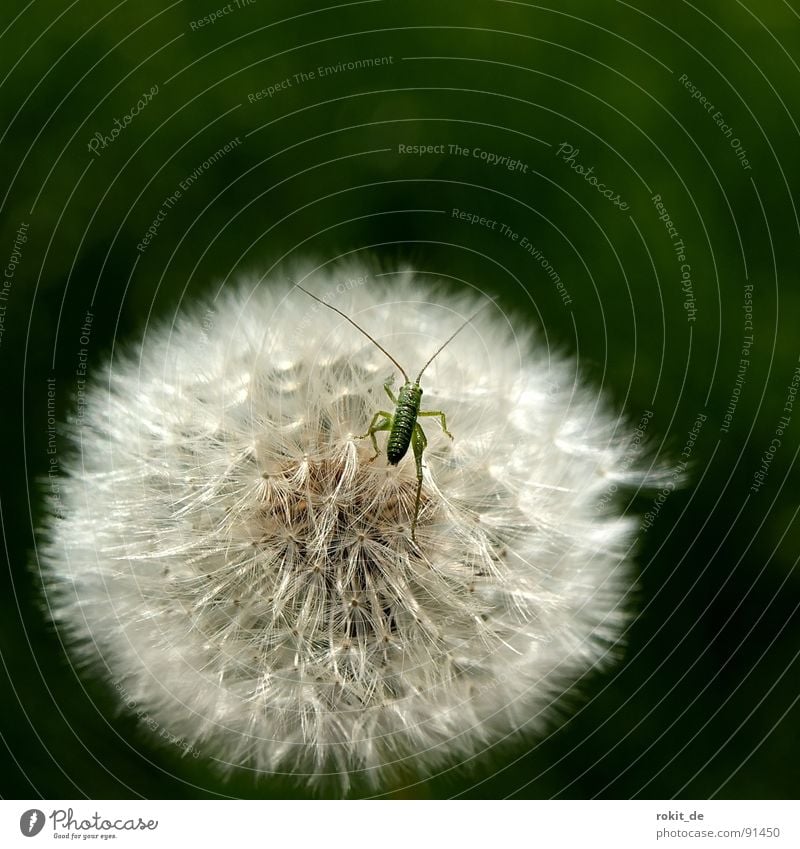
410,423,428,541
383,377,398,404
418,409,453,440
357,411,393,459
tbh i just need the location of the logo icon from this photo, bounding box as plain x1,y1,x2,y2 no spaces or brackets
19,810,46,837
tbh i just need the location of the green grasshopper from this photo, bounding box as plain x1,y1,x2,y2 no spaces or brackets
296,284,492,540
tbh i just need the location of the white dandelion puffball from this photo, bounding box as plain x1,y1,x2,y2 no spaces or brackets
42,265,649,790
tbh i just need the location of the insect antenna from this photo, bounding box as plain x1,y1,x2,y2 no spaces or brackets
416,296,497,383
294,284,410,382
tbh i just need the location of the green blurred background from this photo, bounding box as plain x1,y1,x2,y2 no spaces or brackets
1,0,799,799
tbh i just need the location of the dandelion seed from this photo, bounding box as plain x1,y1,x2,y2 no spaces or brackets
39,264,658,791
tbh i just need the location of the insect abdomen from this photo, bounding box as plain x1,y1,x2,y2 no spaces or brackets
387,383,422,464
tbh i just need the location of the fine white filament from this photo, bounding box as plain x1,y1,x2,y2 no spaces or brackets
40,266,652,790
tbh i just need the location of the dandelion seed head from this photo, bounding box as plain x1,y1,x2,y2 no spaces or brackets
41,265,654,790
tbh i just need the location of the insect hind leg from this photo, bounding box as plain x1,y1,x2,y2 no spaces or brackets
410,423,428,541
383,377,398,404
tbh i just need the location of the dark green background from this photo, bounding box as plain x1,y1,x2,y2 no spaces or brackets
1,0,798,798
